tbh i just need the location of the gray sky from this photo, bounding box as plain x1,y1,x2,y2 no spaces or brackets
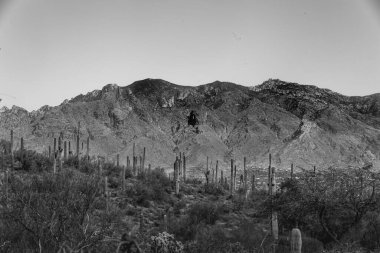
0,0,379,111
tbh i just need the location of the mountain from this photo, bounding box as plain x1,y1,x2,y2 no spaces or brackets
1,78,379,174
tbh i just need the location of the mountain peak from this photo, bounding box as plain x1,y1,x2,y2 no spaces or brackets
102,83,119,92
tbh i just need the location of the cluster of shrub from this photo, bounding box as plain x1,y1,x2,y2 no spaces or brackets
1,139,380,252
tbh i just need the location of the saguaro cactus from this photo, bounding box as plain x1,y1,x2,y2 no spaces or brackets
142,147,146,172
175,157,180,194
58,136,62,170
122,165,126,191
243,157,247,190
163,214,168,231
49,146,51,159
183,153,186,182
215,160,218,184
291,163,294,180
206,156,209,173
290,228,302,253
268,153,272,194
230,159,234,195
20,137,24,166
10,130,14,170
234,165,237,191
127,156,130,171
86,136,90,161
133,143,136,176
1,149,4,172
117,154,120,167
76,122,80,169
267,153,279,244
53,151,57,174
105,176,109,214
64,141,67,161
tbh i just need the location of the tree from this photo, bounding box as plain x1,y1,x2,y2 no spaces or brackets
187,111,199,128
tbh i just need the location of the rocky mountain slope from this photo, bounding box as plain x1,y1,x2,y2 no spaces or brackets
1,78,379,173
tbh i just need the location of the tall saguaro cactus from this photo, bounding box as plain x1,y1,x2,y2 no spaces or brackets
86,136,90,161
64,141,67,161
76,121,81,169
230,159,234,194
251,174,255,191
183,153,186,182
133,143,136,176
243,157,247,190
121,164,126,191
142,147,146,173
58,136,62,170
174,157,180,194
290,228,302,253
215,160,219,184
20,137,24,167
291,163,294,180
234,165,237,191
105,176,109,214
267,153,279,246
10,130,14,170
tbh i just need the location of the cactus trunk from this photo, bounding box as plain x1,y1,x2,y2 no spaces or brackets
76,122,80,169
183,153,186,182
10,130,14,170
64,141,67,161
243,157,247,190
230,159,234,194
105,176,109,214
290,228,302,253
86,136,90,161
20,137,24,167
215,160,218,184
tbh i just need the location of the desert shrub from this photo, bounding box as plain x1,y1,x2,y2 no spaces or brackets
188,202,223,226
168,215,197,241
203,183,225,196
169,202,224,241
127,168,171,206
0,170,111,252
186,178,203,185
345,211,380,250
150,232,184,253
102,162,132,179
230,220,270,251
258,166,380,250
173,199,187,215
13,149,52,172
184,225,249,253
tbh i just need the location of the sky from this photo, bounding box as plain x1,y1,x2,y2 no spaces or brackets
0,0,379,111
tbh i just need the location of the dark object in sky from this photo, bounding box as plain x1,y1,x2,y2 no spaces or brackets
187,110,199,127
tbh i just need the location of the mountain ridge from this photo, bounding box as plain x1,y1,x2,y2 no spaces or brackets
1,78,379,173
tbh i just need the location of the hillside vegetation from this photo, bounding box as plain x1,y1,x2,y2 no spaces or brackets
1,141,380,253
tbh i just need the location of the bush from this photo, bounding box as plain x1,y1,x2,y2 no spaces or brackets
203,183,225,196
14,149,52,172
126,168,171,206
184,225,249,253
0,170,109,252
188,202,223,226
150,232,184,253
